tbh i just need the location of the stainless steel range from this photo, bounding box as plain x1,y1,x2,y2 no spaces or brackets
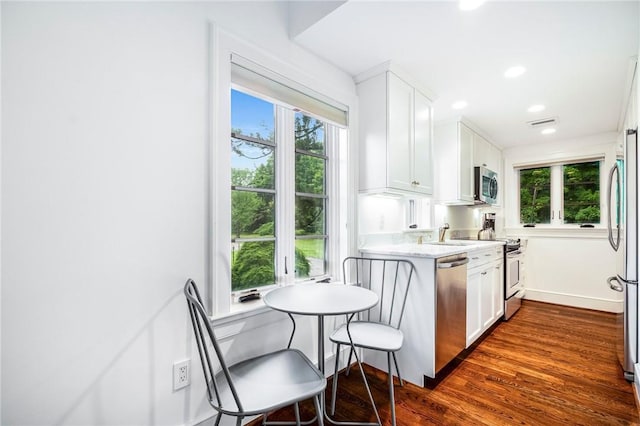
504,238,525,320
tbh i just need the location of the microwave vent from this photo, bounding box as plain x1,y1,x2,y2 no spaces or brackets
527,117,558,128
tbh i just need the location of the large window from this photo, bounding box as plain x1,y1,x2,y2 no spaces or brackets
519,160,601,226
230,89,333,293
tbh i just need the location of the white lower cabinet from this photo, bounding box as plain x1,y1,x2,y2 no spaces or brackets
493,261,504,319
466,246,504,348
466,267,483,347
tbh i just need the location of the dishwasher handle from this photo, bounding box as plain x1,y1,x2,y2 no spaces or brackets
437,257,469,269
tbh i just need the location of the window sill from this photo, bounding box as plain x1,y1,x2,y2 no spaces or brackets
505,226,608,239
212,278,333,326
211,299,272,327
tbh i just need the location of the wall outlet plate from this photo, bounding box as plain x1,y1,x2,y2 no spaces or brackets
173,359,190,391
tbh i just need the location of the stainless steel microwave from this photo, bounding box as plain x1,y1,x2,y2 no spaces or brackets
474,166,498,204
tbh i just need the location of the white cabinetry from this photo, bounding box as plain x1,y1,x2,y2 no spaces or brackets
473,133,501,174
473,133,503,206
466,245,504,348
433,121,474,204
358,70,433,195
435,119,502,205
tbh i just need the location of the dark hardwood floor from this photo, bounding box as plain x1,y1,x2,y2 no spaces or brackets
254,300,639,425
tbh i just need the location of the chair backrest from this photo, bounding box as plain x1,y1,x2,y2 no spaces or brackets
342,257,416,329
184,279,243,413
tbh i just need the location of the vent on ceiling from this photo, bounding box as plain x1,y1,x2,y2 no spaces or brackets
527,117,558,128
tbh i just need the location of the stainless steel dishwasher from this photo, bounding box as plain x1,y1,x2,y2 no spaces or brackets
435,253,469,373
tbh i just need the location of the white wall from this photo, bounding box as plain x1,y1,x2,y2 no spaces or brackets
1,2,355,425
502,133,621,312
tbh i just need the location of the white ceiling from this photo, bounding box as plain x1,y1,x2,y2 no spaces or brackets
292,0,639,148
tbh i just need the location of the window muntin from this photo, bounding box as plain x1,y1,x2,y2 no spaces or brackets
518,160,602,226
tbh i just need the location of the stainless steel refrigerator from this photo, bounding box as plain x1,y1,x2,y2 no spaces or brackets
607,128,638,382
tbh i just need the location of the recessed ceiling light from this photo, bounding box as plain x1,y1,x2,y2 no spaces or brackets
504,66,526,78
452,100,468,110
528,104,545,113
459,0,486,11
541,128,556,135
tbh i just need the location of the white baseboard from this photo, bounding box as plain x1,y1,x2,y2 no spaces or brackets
524,288,623,313
634,364,640,420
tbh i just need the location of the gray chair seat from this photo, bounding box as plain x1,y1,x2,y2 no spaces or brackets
215,348,326,416
329,321,403,352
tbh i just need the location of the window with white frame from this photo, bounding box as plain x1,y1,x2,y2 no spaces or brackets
518,159,602,226
229,57,347,298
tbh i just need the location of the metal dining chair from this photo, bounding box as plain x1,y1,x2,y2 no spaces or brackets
184,279,326,426
329,257,416,426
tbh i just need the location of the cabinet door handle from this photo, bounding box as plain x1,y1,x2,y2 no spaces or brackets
481,271,488,275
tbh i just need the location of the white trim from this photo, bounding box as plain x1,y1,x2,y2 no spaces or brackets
213,27,356,316
524,288,623,313
326,125,342,278
277,106,294,285
505,138,618,229
211,23,233,315
512,153,606,169
354,61,437,102
212,308,289,340
506,227,608,239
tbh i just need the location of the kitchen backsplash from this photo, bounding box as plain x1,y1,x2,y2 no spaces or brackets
358,194,505,247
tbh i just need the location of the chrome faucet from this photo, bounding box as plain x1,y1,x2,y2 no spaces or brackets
438,223,450,242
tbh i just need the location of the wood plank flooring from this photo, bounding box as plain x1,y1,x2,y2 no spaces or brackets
253,300,639,425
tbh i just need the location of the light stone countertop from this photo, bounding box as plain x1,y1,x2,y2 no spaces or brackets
359,240,505,259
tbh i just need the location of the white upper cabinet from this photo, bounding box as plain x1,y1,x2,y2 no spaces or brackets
433,121,475,204
473,133,501,174
473,132,503,206
357,70,434,195
434,119,502,205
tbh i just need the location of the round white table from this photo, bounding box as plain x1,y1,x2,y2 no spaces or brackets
263,282,380,425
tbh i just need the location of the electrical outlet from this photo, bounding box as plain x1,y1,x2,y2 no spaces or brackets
173,359,190,391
